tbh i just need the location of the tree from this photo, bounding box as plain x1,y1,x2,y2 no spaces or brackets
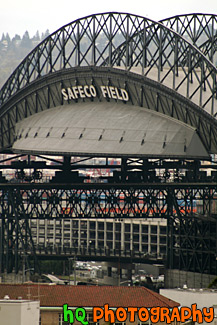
12,34,21,42
1,33,6,42
21,31,32,48
41,29,50,40
33,30,40,42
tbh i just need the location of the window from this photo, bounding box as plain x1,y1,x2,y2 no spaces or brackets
72,220,78,228
160,226,166,234
80,221,87,229
160,236,166,244
90,231,96,239
133,243,139,251
151,235,157,243
133,224,139,232
133,234,139,242
151,225,157,234
142,225,148,233
98,232,104,239
151,245,157,252
142,235,148,242
90,221,95,230
125,224,130,232
142,244,148,251
87,313,98,325
107,232,113,240
98,222,104,230
125,234,130,241
107,223,113,231
125,243,130,250
59,313,70,325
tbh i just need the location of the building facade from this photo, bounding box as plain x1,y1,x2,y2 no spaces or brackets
30,218,167,258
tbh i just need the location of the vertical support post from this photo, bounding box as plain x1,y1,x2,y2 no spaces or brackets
173,36,178,89
109,14,112,67
125,15,129,69
91,16,96,65
74,255,76,285
158,26,162,82
142,19,147,75
0,218,4,273
76,22,80,66
166,189,174,269
61,29,66,69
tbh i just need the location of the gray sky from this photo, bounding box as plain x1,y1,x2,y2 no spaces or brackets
1,0,217,37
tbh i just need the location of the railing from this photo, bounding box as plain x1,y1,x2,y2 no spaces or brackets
32,244,165,263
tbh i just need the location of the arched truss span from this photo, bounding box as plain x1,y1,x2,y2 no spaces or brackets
0,12,217,118
1,67,217,155
160,14,217,63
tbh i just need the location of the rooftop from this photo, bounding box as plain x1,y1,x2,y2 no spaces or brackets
0,284,179,308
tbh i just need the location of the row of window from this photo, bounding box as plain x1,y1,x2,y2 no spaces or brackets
33,220,167,234
32,230,167,244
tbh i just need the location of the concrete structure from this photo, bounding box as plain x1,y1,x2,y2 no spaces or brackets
165,269,217,289
0,298,40,325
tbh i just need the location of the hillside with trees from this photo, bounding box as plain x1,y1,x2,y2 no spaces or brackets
0,30,50,88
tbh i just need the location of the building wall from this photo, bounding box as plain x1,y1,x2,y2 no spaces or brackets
41,311,59,325
0,300,40,325
165,269,216,289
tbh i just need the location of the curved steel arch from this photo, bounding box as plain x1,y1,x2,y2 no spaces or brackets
0,12,217,117
160,13,217,63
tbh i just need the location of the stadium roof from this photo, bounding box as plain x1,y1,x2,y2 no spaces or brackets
13,102,208,159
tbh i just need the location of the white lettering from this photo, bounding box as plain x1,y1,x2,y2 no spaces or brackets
78,85,85,98
84,85,91,98
72,86,79,99
61,85,129,102
106,86,111,98
120,88,129,101
100,86,108,98
89,85,97,97
67,87,75,100
61,88,68,101
109,86,117,99
115,87,123,100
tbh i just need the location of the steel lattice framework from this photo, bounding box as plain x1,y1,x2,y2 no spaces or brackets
0,12,217,281
0,13,217,115
161,14,217,63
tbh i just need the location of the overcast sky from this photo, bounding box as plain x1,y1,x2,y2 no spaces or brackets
1,0,217,38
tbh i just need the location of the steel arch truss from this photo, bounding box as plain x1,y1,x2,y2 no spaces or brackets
1,67,217,154
0,13,217,118
161,14,217,64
